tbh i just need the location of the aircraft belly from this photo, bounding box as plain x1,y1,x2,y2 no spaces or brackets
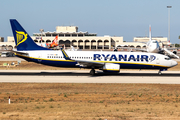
40,60,77,67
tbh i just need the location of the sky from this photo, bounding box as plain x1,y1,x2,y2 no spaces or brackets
0,0,180,44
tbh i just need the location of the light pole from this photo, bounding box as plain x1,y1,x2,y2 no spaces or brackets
167,6,172,47
39,29,44,46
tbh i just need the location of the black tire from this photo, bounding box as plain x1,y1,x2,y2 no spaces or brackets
90,69,95,76
158,70,162,75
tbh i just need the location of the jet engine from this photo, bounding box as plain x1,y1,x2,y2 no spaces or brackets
172,50,177,55
102,63,120,73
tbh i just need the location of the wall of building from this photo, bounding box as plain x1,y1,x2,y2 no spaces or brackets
117,42,146,48
56,26,78,33
134,37,168,44
6,36,169,50
0,42,14,50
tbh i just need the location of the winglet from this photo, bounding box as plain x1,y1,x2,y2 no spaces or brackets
60,48,71,60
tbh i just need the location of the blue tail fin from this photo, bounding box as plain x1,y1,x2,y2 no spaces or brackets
10,19,50,51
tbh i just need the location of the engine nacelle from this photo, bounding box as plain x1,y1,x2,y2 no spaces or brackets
102,63,120,73
173,50,177,55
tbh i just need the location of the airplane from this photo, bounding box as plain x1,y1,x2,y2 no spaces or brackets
46,35,59,48
10,19,178,75
36,35,59,48
116,25,179,59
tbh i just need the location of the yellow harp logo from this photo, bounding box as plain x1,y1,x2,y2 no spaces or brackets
16,31,28,46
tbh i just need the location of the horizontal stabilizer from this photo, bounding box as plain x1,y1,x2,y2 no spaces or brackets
11,50,29,56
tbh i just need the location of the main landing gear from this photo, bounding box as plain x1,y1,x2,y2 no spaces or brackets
90,69,95,76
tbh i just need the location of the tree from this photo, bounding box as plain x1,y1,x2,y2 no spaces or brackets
175,43,180,47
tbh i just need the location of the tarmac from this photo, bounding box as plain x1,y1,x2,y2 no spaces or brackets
0,57,180,84
0,70,180,84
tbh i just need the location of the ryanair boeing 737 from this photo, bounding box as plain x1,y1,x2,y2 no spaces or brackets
10,19,178,75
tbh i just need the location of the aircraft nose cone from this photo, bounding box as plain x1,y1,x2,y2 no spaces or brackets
171,60,178,67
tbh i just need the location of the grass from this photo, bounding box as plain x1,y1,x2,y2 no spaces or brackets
49,98,54,102
1,83,180,119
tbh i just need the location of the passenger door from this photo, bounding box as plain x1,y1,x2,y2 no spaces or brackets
38,53,42,63
156,57,160,64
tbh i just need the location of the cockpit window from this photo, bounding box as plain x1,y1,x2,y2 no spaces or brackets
165,57,171,60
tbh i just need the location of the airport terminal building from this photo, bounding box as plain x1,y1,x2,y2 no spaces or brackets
116,37,168,48
33,26,124,50
6,26,123,50
1,26,168,51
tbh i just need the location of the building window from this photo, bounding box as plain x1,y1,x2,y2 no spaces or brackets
72,34,77,37
65,34,70,37
59,34,64,37
78,34,83,37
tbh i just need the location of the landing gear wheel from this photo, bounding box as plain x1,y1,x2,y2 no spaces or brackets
158,70,162,75
90,69,95,76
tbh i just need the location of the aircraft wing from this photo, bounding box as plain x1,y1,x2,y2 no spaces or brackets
75,60,104,68
60,48,104,68
162,48,179,59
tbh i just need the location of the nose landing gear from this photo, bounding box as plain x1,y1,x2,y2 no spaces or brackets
158,69,167,75
158,70,162,75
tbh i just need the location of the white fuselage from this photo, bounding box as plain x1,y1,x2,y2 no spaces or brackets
146,40,161,53
17,50,177,70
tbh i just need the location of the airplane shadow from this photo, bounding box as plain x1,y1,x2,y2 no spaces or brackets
0,71,180,77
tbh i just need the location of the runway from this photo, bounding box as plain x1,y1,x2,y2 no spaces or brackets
0,70,180,84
